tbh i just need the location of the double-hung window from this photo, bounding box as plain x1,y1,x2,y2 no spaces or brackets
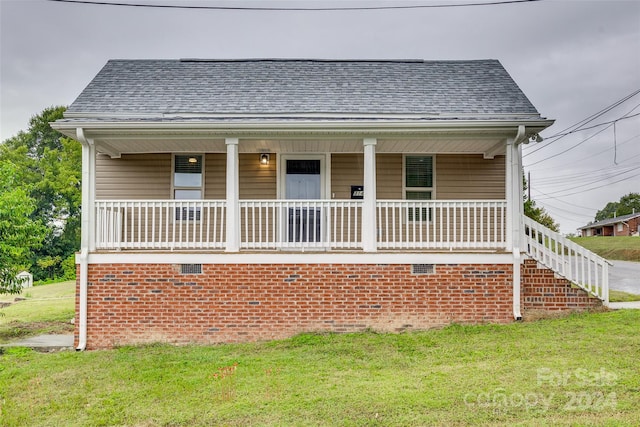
173,155,203,221
404,155,434,221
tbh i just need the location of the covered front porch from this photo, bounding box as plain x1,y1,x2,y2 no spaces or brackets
79,127,527,254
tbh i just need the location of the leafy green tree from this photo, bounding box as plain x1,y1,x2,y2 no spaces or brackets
595,202,619,221
0,161,47,293
595,193,640,221
0,106,81,282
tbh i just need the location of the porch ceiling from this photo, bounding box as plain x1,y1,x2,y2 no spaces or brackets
88,135,509,157
54,116,553,159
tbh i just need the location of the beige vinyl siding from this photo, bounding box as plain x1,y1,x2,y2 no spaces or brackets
204,154,226,199
437,154,505,199
96,153,171,199
238,154,277,243
377,154,403,199
331,154,363,199
239,153,277,199
331,154,402,199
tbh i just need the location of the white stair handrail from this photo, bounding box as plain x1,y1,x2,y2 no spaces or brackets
523,216,610,304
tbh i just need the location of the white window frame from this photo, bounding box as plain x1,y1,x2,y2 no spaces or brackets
172,154,205,221
403,154,436,222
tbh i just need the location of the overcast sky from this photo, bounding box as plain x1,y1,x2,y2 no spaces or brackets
1,0,639,234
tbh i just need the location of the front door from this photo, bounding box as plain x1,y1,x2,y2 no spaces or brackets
284,158,323,243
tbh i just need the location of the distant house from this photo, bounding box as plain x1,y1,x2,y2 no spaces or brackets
52,59,610,350
579,212,640,237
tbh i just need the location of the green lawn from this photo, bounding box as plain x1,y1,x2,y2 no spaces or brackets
570,236,640,262
609,290,640,302
1,310,639,426
0,281,75,343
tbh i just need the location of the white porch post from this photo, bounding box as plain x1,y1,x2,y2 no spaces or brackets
77,129,97,251
225,138,240,252
505,138,514,252
88,141,96,251
362,138,377,252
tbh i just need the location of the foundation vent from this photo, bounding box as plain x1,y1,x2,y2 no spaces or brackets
180,264,202,274
411,264,434,275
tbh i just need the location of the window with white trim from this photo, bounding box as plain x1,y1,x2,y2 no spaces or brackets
404,155,434,221
173,154,203,220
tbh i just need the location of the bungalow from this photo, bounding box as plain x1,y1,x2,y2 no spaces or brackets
52,59,609,350
579,212,640,237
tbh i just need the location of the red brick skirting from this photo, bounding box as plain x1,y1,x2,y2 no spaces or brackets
520,259,603,312
75,260,602,349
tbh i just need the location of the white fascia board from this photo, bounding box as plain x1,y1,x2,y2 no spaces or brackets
82,252,514,265
52,118,554,136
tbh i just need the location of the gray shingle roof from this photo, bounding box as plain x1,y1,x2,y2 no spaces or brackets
66,59,542,119
579,212,640,229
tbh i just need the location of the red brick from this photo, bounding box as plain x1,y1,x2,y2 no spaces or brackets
76,261,601,349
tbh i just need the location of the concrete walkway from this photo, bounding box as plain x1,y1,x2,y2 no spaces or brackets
1,334,74,352
608,301,640,310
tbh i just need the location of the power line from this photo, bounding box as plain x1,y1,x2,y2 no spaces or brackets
531,162,640,185
530,187,598,212
523,88,640,158
537,166,640,196
525,104,640,167
525,134,640,172
538,110,640,140
534,200,594,220
535,170,640,199
47,0,543,10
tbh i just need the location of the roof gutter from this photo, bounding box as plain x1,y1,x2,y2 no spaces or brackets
512,124,527,321
51,118,554,142
52,117,554,130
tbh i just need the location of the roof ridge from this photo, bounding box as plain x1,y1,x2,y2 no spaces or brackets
102,58,498,64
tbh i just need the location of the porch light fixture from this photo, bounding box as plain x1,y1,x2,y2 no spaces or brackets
188,157,198,163
260,153,270,165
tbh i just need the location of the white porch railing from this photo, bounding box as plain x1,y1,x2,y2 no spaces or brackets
95,200,226,250
377,200,507,249
240,200,362,250
523,216,610,303
95,199,508,251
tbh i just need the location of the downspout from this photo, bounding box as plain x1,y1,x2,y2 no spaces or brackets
510,125,527,321
76,128,92,351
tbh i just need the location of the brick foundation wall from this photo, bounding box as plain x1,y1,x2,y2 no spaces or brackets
74,260,603,349
520,259,602,312
77,263,515,349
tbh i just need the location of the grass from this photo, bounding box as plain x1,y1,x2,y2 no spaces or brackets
1,310,639,426
570,236,640,262
0,281,75,343
609,290,640,302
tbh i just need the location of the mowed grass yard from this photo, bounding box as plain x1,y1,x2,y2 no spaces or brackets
0,281,75,343
570,236,640,262
1,309,640,426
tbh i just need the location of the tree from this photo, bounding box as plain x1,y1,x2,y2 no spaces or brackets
523,175,559,232
0,106,81,282
595,201,619,222
0,161,47,293
595,193,640,221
